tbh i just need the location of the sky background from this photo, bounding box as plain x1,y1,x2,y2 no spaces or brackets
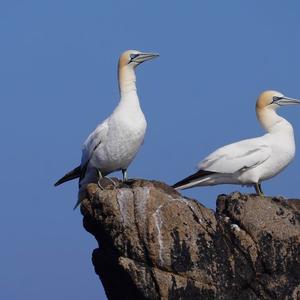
1,1,300,299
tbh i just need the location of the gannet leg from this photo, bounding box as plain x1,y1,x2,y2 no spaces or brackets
122,169,127,181
106,177,118,187
97,170,104,190
258,183,264,196
254,183,264,196
254,183,260,195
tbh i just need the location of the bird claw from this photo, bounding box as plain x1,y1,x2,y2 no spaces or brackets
107,177,118,188
97,169,105,189
97,177,118,190
97,180,104,190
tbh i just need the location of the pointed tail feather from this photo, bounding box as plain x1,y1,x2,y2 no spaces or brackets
172,170,216,190
73,198,81,210
54,166,81,186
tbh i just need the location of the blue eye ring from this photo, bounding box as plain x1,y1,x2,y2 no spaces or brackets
130,53,139,60
272,96,283,103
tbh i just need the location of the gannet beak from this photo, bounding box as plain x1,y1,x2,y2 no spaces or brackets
131,52,159,64
274,96,300,106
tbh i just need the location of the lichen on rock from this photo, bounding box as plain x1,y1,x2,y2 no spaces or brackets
79,179,300,300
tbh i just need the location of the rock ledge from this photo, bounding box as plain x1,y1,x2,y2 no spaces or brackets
79,179,300,300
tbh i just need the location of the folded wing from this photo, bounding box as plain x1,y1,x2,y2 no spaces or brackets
81,119,109,169
198,138,272,174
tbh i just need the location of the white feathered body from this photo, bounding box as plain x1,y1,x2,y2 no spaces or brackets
173,91,300,192
183,119,295,188
81,93,146,183
238,125,295,184
55,50,158,190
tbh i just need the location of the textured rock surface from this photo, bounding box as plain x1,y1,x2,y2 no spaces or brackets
79,179,300,300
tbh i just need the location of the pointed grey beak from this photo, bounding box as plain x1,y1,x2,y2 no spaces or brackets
133,52,159,64
276,96,300,106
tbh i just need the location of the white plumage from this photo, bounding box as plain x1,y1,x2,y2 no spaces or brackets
55,50,158,189
173,90,300,195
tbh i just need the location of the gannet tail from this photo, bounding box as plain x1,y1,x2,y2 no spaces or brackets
54,166,81,186
172,170,216,190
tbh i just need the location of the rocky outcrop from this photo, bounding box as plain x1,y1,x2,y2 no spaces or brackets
79,179,300,300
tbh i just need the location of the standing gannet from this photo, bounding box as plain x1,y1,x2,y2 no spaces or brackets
55,50,159,188
173,90,300,195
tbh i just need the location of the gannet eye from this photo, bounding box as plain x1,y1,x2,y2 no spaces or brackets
129,53,139,61
128,53,139,64
272,96,283,104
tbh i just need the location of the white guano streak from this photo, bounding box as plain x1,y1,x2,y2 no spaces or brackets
175,197,203,224
134,187,150,217
153,204,164,265
116,189,133,225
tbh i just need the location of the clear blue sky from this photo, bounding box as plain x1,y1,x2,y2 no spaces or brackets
1,1,300,299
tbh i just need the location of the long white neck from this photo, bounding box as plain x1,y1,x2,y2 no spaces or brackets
115,64,142,116
256,108,293,134
118,65,137,97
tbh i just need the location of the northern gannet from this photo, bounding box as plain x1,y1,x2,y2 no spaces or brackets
55,50,159,189
173,90,300,195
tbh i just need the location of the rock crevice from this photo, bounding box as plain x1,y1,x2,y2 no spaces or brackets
79,179,300,299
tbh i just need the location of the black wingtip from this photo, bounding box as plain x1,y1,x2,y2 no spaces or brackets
54,176,71,187
54,166,81,187
172,170,215,189
73,201,80,210
54,180,62,187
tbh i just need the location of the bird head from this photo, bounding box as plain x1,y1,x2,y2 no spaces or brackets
256,90,300,111
118,50,159,69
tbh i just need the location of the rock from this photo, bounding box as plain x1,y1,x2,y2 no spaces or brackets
79,179,300,300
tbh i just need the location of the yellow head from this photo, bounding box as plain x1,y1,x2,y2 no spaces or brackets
118,50,159,70
256,90,300,111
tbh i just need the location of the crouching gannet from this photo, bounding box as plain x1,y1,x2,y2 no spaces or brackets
55,50,159,190
173,90,300,195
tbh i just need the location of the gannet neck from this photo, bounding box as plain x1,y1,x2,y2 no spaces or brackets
117,49,158,99
255,90,297,133
256,107,292,133
118,64,137,97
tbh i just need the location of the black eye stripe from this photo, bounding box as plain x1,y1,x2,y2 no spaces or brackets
273,96,283,102
130,54,139,59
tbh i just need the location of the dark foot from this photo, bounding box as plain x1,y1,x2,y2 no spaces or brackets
254,183,264,196
106,177,118,187
122,169,128,181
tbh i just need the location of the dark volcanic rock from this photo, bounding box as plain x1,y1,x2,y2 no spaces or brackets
79,179,300,300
